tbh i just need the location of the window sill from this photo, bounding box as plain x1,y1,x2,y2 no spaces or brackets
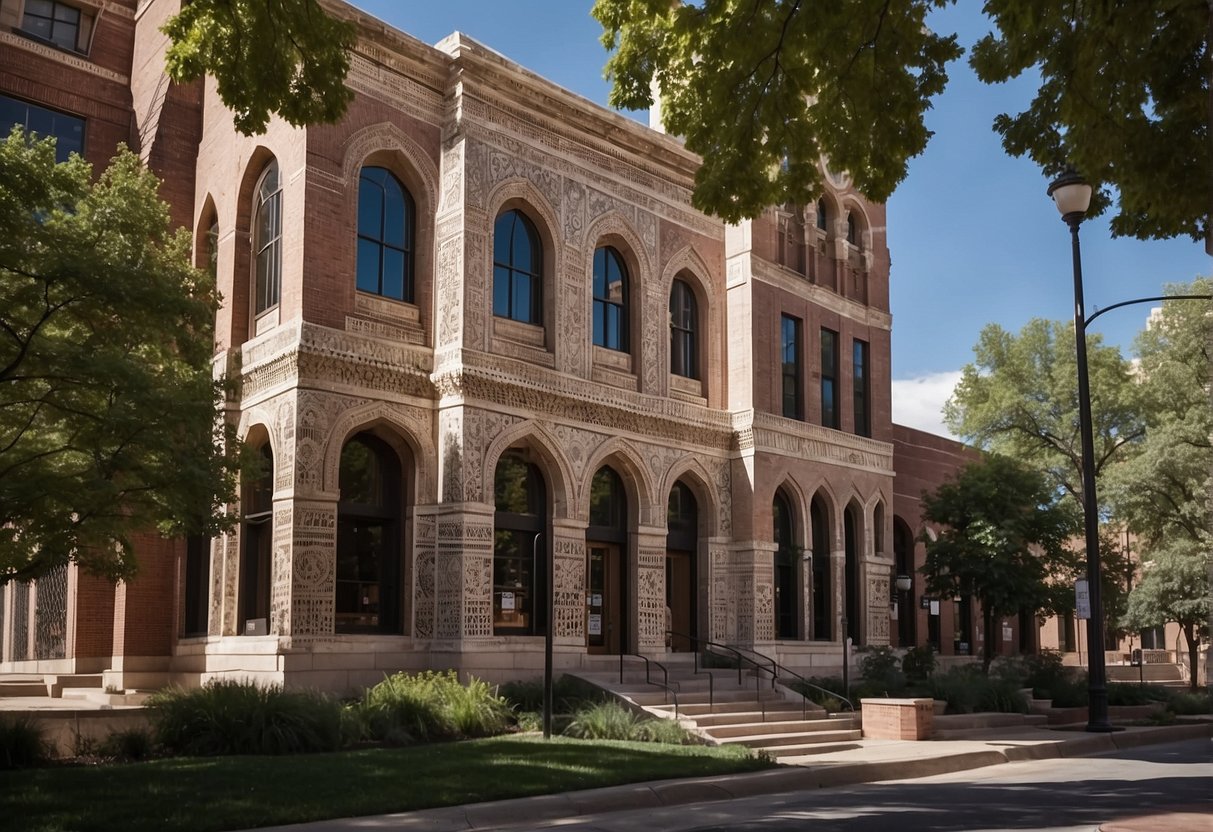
669,373,704,398
13,28,89,58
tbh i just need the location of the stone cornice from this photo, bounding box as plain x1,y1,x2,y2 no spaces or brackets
1,31,128,85
735,409,894,474
748,257,892,330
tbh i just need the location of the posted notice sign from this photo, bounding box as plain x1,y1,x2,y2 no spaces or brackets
1075,579,1091,620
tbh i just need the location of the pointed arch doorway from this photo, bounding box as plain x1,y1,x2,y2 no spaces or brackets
587,466,627,654
666,481,698,651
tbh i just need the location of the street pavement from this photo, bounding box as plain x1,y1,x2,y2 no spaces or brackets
245,723,1212,832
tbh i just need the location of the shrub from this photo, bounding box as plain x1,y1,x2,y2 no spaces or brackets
858,646,905,694
147,680,343,756
901,645,936,681
632,715,694,744
563,701,640,740
99,727,156,762
1046,677,1089,708
0,715,47,769
1166,691,1213,715
1106,683,1170,707
358,670,511,744
499,674,607,714
1020,649,1073,699
928,666,1028,714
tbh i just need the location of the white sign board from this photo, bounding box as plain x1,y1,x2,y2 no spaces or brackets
500,591,515,611
929,600,940,616
588,614,602,635
1002,626,1013,642
1075,579,1090,620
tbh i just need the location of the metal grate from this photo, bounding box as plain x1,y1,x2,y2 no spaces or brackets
11,581,30,662
35,565,68,660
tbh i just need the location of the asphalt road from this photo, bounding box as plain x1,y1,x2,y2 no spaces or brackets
492,738,1212,832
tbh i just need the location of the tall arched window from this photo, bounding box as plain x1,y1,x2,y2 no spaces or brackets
253,160,282,315
773,490,798,639
810,494,831,640
593,246,628,351
846,212,858,245
669,278,698,378
587,465,628,653
337,433,403,634
240,443,273,633
494,451,547,635
357,166,414,302
666,481,698,650
816,199,828,231
493,209,542,324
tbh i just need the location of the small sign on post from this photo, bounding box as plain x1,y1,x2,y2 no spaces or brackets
1075,579,1091,620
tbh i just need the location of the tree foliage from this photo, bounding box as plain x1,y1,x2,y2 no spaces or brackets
0,130,241,583
971,1,1210,244
919,454,1080,673
593,0,961,222
944,318,1143,506
162,0,356,137
1123,541,1210,691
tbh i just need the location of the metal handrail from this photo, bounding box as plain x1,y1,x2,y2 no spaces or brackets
665,631,776,721
619,652,679,718
728,643,855,715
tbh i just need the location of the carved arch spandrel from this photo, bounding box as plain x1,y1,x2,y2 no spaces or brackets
658,455,722,539
482,419,574,521
579,436,655,526
320,401,437,502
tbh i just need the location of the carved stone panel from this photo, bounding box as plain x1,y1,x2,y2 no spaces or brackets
709,544,730,643
412,511,437,639
867,572,890,646
290,503,338,638
271,504,293,636
553,532,586,639
636,545,665,650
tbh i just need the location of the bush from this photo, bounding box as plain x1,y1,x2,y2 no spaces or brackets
1166,691,1213,715
561,701,691,744
99,727,157,762
499,674,607,714
147,680,343,756
0,715,47,769
1021,650,1073,700
928,666,1028,714
1106,683,1171,707
358,670,512,744
858,646,905,694
901,645,936,680
1046,677,1089,708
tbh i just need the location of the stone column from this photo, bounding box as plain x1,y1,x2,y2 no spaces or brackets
552,519,587,643
635,527,667,652
707,538,731,643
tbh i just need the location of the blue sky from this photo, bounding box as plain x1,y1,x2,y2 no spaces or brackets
360,1,1210,436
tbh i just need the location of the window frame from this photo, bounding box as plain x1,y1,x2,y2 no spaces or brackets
820,328,839,429
780,314,803,420
493,451,547,636
253,161,283,317
669,278,698,379
356,166,415,303
492,209,543,325
592,246,630,352
20,0,93,54
853,338,871,437
1,94,85,162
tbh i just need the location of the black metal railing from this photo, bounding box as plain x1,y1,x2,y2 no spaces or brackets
728,643,855,716
618,652,679,718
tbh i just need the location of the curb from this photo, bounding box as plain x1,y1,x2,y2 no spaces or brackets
248,723,1212,832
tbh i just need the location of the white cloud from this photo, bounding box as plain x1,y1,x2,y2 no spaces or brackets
891,371,963,439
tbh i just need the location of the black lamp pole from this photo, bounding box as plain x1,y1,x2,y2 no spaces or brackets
1047,170,1112,733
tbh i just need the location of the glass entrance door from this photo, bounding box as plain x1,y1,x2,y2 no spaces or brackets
587,544,622,654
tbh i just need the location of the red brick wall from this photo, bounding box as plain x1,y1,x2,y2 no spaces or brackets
72,571,115,660
112,533,179,658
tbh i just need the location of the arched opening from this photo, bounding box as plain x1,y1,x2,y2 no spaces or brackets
669,277,699,380
356,166,414,303
252,160,282,317
666,481,698,651
336,433,405,634
844,502,861,643
592,246,630,352
773,489,799,640
239,442,273,634
493,450,548,635
810,493,831,641
587,466,628,653
493,208,543,325
893,516,916,648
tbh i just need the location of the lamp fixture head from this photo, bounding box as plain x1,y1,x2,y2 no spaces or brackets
895,574,912,592
1047,169,1092,226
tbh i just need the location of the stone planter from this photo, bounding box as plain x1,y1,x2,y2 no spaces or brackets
933,699,948,717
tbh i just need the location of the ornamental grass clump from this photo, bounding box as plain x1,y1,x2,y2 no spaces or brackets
0,715,48,769
562,701,693,744
358,670,512,744
147,679,343,756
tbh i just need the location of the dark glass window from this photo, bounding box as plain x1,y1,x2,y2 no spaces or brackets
669,278,698,378
253,161,282,315
821,328,839,429
494,452,546,635
781,315,802,419
0,94,84,162
846,212,858,245
356,166,414,302
183,535,210,637
816,199,827,231
667,482,697,552
810,495,831,640
240,444,274,632
337,434,402,634
21,0,93,53
589,467,627,532
493,210,542,324
773,491,797,639
206,219,219,280
593,246,629,351
853,338,870,437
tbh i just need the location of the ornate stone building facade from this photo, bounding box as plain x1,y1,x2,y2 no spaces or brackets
1,0,973,692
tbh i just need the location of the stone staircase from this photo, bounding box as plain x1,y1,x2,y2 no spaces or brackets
571,655,863,762
1106,663,1187,688
0,673,150,706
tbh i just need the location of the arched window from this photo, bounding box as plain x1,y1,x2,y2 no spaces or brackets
810,494,831,640
816,199,828,231
494,451,547,635
666,481,698,650
669,278,698,379
240,443,273,633
773,490,798,639
337,434,403,634
893,517,916,648
593,246,629,351
253,160,282,315
846,212,858,245
587,465,628,653
356,166,414,302
493,209,542,324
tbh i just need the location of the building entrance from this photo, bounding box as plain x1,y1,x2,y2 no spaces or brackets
587,544,622,654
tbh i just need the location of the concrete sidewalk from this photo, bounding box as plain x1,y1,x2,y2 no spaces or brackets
245,722,1212,832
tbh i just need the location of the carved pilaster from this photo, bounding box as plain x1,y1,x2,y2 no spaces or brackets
552,520,587,640
288,501,338,639
635,529,666,651
434,505,495,640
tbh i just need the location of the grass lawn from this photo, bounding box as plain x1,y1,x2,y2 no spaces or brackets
1,735,773,832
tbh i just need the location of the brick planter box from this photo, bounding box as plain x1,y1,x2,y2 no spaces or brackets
860,698,935,740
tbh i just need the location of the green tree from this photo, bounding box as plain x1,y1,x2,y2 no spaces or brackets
1123,541,1210,691
920,454,1081,673
593,0,961,223
162,0,356,136
1109,279,1212,688
594,0,1208,242
0,130,241,583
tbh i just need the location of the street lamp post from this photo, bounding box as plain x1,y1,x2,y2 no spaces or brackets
1047,170,1112,733
896,574,912,647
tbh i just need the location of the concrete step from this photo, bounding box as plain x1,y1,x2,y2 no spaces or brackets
649,698,801,717
1107,664,1184,683
0,681,50,698
61,689,153,706
705,716,858,739
723,729,865,753
626,687,786,707
692,707,832,727
778,742,867,760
